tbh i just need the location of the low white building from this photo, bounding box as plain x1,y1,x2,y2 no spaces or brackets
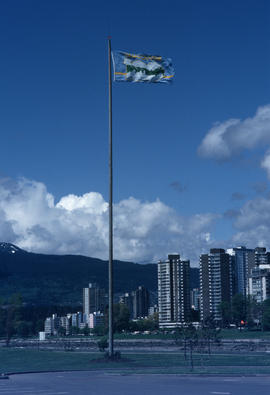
44,314,60,336
88,311,104,329
39,331,46,341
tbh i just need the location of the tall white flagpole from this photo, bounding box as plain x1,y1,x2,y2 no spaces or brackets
108,36,114,358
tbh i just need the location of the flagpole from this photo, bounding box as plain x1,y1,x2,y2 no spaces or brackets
108,36,114,358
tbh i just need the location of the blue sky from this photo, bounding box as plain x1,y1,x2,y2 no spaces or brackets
0,0,270,264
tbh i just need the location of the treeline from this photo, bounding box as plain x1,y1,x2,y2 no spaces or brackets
0,294,80,344
91,303,159,336
0,294,158,343
219,293,270,330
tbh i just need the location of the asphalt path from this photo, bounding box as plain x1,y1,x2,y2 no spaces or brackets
1,373,270,395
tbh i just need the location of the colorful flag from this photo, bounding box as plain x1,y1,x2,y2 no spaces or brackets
112,51,174,83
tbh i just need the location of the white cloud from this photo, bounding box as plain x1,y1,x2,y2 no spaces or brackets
3,177,270,263
198,119,240,159
0,177,219,264
198,104,270,177
228,195,270,249
261,150,270,179
57,192,108,214
196,103,270,250
233,196,270,229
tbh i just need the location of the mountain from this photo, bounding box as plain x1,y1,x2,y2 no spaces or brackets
0,242,25,255
0,243,199,305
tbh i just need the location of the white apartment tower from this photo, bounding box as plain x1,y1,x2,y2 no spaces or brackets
200,249,231,323
226,246,255,296
83,283,105,316
158,254,190,328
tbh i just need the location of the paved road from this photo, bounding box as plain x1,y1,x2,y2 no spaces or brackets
1,372,270,395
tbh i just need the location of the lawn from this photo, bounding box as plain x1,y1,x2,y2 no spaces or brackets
220,329,270,339
5,330,270,343
108,330,270,341
1,348,270,375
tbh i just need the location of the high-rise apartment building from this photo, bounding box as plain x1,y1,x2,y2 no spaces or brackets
158,254,190,328
249,266,270,303
255,247,270,266
200,249,231,323
120,286,150,319
190,288,200,311
119,292,134,317
247,247,270,304
226,246,255,296
83,283,105,316
133,285,150,319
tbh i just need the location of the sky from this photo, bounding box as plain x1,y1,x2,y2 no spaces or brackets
0,0,270,265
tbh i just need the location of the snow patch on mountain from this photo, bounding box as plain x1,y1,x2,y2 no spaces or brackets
0,242,22,254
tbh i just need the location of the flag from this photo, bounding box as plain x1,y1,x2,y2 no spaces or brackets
112,51,175,83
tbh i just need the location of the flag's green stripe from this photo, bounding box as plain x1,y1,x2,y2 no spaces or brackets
126,65,165,76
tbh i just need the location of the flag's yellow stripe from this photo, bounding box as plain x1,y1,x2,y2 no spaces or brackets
125,53,162,61
163,75,174,79
115,72,127,75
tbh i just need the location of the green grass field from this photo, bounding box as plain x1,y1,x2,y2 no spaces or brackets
4,329,270,342
1,349,270,375
104,329,270,341
220,329,270,339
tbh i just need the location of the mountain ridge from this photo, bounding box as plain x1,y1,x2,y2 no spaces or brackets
0,243,199,305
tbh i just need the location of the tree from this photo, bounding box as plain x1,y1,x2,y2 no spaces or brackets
246,296,257,329
187,325,198,371
219,301,231,328
82,324,90,336
103,303,130,333
134,314,159,332
0,306,6,337
231,294,246,326
174,327,189,360
92,325,106,336
97,337,108,352
262,299,270,331
35,319,45,333
5,294,23,346
201,314,221,354
174,325,198,370
16,321,31,338
129,320,139,332
190,308,200,322
58,326,66,336
113,304,130,332
69,326,80,336
145,312,159,330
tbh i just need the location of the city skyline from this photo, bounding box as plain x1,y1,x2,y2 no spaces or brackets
0,1,269,264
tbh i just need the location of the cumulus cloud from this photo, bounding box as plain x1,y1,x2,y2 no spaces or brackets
0,177,219,264
228,195,270,249
261,150,270,179
233,196,270,230
196,103,270,249
198,104,270,177
3,177,270,263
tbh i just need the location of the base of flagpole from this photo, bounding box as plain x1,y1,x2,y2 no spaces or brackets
104,351,121,361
